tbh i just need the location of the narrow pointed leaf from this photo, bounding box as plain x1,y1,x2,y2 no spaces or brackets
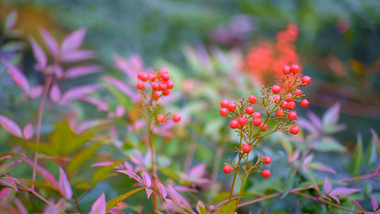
323,177,331,194
61,28,86,53
29,37,47,69
23,123,34,140
90,193,106,214
330,187,360,196
40,28,59,57
371,195,379,211
65,65,102,79
0,57,30,93
0,115,23,138
58,167,73,200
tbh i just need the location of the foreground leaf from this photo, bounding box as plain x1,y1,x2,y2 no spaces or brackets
106,187,144,211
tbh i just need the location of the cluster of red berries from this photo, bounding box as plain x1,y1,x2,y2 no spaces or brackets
223,155,272,178
136,68,175,100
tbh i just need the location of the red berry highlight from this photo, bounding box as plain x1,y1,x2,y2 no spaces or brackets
262,169,271,178
151,82,160,90
166,80,174,89
272,95,280,103
152,91,161,100
282,66,290,75
248,95,257,104
290,126,299,135
137,81,145,90
242,143,251,153
290,64,300,74
172,113,181,123
220,100,229,108
159,83,168,90
161,73,170,81
302,76,311,85
162,89,171,96
228,103,236,112
230,120,239,129
223,164,232,174
263,156,271,165
275,109,284,117
245,106,255,115
294,89,302,96
220,108,228,117
238,117,247,126
157,114,165,123
301,99,309,107
253,118,261,126
272,85,281,94
253,112,261,119
259,123,267,131
288,111,297,120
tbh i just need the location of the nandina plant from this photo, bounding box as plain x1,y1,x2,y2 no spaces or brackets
219,64,311,210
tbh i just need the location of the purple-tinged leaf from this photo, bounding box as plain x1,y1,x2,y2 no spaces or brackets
23,123,34,140
65,65,102,79
330,187,360,197
323,102,341,128
4,11,17,30
166,186,191,210
0,114,23,138
106,187,144,211
0,57,30,93
50,83,61,103
302,154,314,172
307,111,322,130
189,163,206,178
0,176,20,192
61,28,86,54
13,198,27,214
115,106,125,118
298,117,317,133
312,179,321,194
59,85,101,104
108,207,124,214
117,170,143,184
81,96,108,111
89,193,106,214
103,76,135,98
58,167,72,200
21,157,58,188
61,50,95,62
141,171,152,187
350,198,364,212
29,37,47,69
40,28,59,57
329,194,340,204
92,161,114,167
323,177,331,194
0,160,21,176
288,150,300,163
0,188,14,202
310,162,337,174
29,85,43,99
372,195,379,211
145,188,153,199
158,182,167,199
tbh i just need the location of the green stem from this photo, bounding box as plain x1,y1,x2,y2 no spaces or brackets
229,128,243,200
148,104,158,212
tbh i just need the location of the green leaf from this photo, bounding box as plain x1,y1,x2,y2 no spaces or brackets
312,137,346,153
0,160,21,176
281,167,295,199
106,187,145,211
91,157,128,186
215,199,237,214
366,129,378,165
14,139,57,157
352,134,364,175
279,135,293,155
197,202,210,214
67,142,102,174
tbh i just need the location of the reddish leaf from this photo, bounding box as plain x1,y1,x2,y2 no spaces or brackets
104,76,134,98
145,188,153,199
90,193,106,214
61,50,95,62
92,161,114,167
189,163,206,178
371,195,379,211
58,167,72,200
0,114,23,138
61,28,86,53
59,85,101,104
117,170,144,184
141,171,151,187
81,96,108,111
65,65,102,79
21,157,58,188
108,207,124,214
323,177,331,194
50,83,61,103
29,37,47,69
350,198,364,212
330,187,360,196
0,176,20,192
0,57,30,93
329,194,340,204
23,123,34,140
158,182,167,199
29,85,43,99
40,28,59,57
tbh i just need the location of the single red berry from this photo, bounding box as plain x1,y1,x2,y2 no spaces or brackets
302,76,311,85
259,123,268,131
301,99,309,107
288,111,297,120
262,169,271,178
157,114,165,123
245,106,255,114
242,143,252,153
294,89,302,96
290,126,299,135
137,72,144,80
162,89,171,96
248,95,257,104
161,73,170,81
140,73,149,82
220,100,229,108
282,66,291,75
228,103,236,112
220,108,228,117
152,91,161,100
263,156,271,165
151,82,160,90
238,117,247,126
223,164,232,174
160,68,168,74
284,93,293,101
275,109,284,117
272,95,280,103
172,113,181,123
136,81,145,90
290,64,300,74
253,118,261,126
230,120,239,129
253,112,261,119
159,83,168,90
166,80,174,89
148,73,156,81
288,101,296,110
272,85,281,94
280,101,288,108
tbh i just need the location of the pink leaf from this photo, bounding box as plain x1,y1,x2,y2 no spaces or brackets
330,187,360,196
92,161,114,167
329,194,340,204
29,85,43,99
81,97,108,111
0,176,20,192
58,167,72,200
310,162,337,174
0,115,23,138
29,37,47,69
158,182,167,199
145,188,153,199
108,207,124,214
189,163,206,178
0,57,30,93
89,193,106,214
40,28,59,57
59,85,101,104
23,123,34,140
117,170,143,184
50,83,61,103
61,28,86,54
371,194,379,211
323,177,331,194
21,157,58,188
61,50,95,62
115,106,125,117
141,171,151,188
65,65,102,79
350,198,364,212
103,76,134,98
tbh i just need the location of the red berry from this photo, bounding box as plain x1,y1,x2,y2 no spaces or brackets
253,118,261,126
290,126,299,135
152,91,161,100
288,101,296,110
220,108,228,117
272,85,281,94
149,73,156,81
263,156,271,165
136,81,145,90
157,114,165,123
294,89,302,96
172,113,181,123
223,164,232,174
288,111,297,120
272,95,280,103
220,100,229,108
140,73,149,82
262,169,271,178
230,120,239,129
152,82,160,90
238,117,247,126
159,83,168,90
162,89,171,96
280,101,288,108
248,95,257,104
259,123,267,131
253,112,261,119
245,106,255,114
275,109,284,117
284,93,293,101
228,103,236,112
137,72,144,80
302,76,311,85
242,143,251,153
290,64,300,74
282,66,290,75
301,99,309,107
166,80,174,89
161,73,170,81
160,68,168,74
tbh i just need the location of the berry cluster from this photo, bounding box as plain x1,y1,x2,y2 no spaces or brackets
220,64,311,178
